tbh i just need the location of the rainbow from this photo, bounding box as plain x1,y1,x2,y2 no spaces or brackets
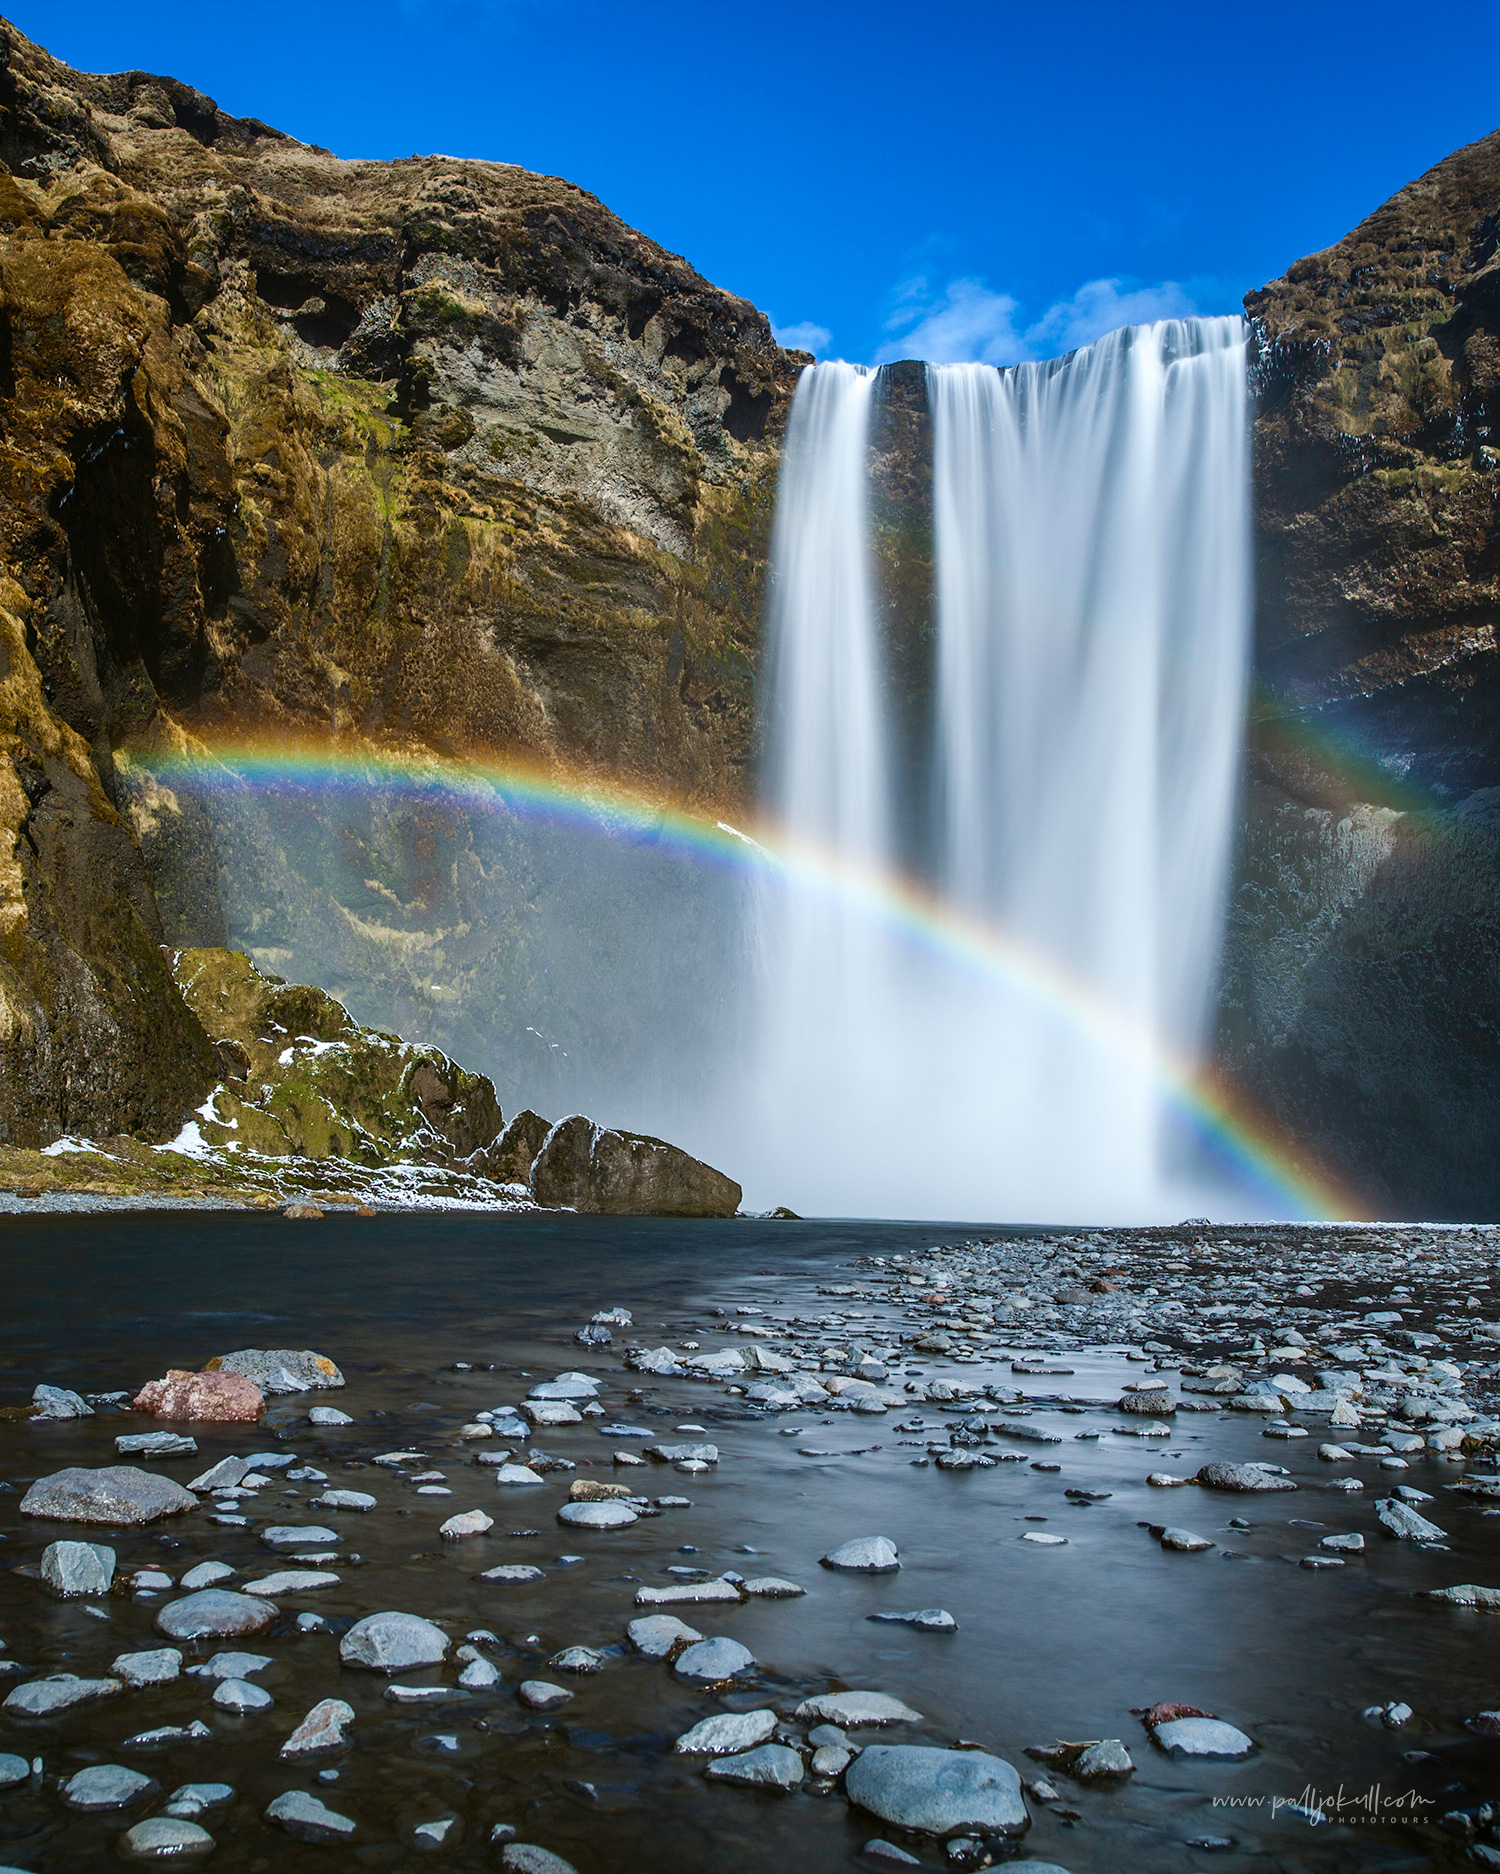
133,735,1368,1221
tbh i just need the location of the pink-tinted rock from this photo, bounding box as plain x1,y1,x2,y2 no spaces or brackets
134,1370,264,1423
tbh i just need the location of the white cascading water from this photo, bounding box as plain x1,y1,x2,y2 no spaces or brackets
751,318,1251,1220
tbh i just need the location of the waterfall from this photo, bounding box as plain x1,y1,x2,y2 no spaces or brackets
751,319,1251,1221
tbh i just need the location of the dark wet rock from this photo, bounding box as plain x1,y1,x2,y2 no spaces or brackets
867,1608,957,1631
280,1698,354,1758
62,1764,155,1810
487,1110,553,1184
1117,1391,1176,1416
112,1648,182,1688
266,1790,356,1843
556,1500,637,1530
518,1680,572,1711
20,1466,196,1524
121,1721,212,1749
213,1678,273,1713
1375,1497,1447,1540
530,1114,741,1217
162,1784,234,1820
3,1673,123,1716
822,1536,900,1572
118,1817,215,1861
156,1590,277,1641
1193,1463,1297,1494
1151,1717,1255,1759
340,1611,449,1673
206,1349,344,1395
674,1710,778,1755
116,1431,198,1457
626,1614,703,1657
704,1743,804,1789
40,1539,115,1596
673,1637,755,1684
795,1692,923,1727
1072,1740,1134,1779
845,1745,1029,1837
500,1846,580,1874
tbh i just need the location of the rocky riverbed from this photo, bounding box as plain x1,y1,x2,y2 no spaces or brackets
2,1211,1500,1872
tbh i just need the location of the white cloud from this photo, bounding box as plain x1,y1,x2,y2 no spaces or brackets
875,273,1198,367
772,319,833,356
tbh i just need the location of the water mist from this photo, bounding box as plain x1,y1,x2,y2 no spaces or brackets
750,320,1252,1220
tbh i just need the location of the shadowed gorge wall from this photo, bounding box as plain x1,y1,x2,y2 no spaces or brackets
1221,127,1500,1219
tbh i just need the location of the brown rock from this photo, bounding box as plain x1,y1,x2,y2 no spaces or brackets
484,1110,553,1184
133,1370,264,1422
568,1479,634,1502
530,1114,741,1217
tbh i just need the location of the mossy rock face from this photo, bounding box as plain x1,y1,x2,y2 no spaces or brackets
171,947,504,1167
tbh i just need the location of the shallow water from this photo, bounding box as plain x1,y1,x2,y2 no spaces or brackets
0,1212,1490,1871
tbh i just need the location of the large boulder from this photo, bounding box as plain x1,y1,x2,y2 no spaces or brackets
134,1370,264,1421
845,1745,1029,1838
529,1115,740,1216
204,1350,343,1395
21,1467,196,1525
483,1110,553,1183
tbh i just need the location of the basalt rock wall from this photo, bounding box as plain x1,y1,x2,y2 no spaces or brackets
1223,128,1500,1220
0,15,801,1144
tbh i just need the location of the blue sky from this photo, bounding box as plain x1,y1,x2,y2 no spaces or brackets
22,1,1500,364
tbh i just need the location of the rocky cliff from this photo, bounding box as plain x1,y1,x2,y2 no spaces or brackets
1222,129,1500,1219
0,15,800,1147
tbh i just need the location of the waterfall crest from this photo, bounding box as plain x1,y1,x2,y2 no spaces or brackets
752,319,1251,1221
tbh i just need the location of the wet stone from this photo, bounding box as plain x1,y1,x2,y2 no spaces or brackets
627,1614,703,1657
795,1691,924,1727
340,1611,449,1673
118,1818,215,1861
62,1763,155,1810
500,1847,579,1874
822,1536,901,1572
674,1636,756,1683
40,1538,115,1597
314,1490,376,1512
1152,1717,1256,1758
518,1680,573,1710
213,1677,273,1713
31,1384,92,1419
281,1698,355,1757
0,1757,29,1790
20,1466,196,1525
675,1709,779,1755
116,1432,197,1458
195,1651,273,1681
266,1789,357,1842
867,1609,957,1632
845,1745,1029,1836
1074,1739,1134,1778
549,1646,604,1674
211,1349,344,1396
1194,1463,1297,1494
111,1648,182,1688
556,1500,638,1529
164,1783,234,1819
3,1673,122,1716
704,1743,804,1789
157,1590,277,1641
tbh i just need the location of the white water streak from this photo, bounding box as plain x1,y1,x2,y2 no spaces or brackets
750,320,1251,1220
